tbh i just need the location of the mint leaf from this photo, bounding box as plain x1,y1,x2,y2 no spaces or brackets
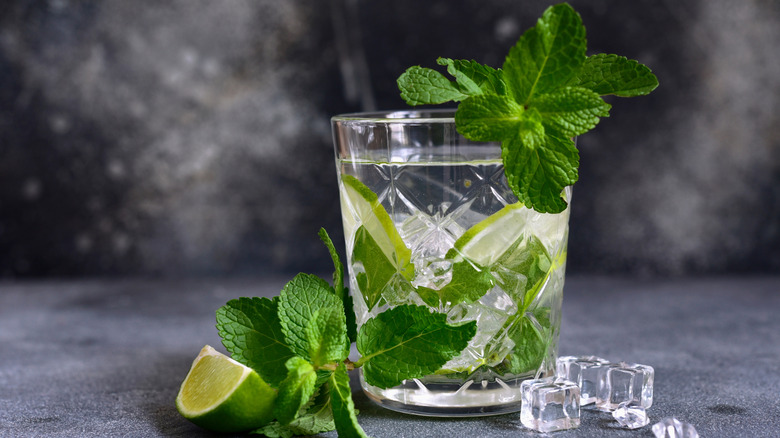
356,305,477,388
532,86,611,138
274,356,318,425
397,66,468,105
343,293,358,343
352,225,398,311
330,362,369,438
318,227,357,342
569,53,659,97
437,57,507,96
417,259,494,307
504,314,548,374
454,95,526,142
501,129,578,213
493,234,551,306
278,273,344,361
216,297,295,387
318,227,345,299
503,3,586,104
306,306,350,367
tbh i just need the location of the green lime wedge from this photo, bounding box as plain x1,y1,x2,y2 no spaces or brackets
176,345,277,433
340,174,414,279
447,202,529,266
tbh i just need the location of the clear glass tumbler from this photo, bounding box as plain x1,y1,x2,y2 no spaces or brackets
331,110,571,416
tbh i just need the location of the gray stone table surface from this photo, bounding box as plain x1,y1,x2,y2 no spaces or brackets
1,276,778,437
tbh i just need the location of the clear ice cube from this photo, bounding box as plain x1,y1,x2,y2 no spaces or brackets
414,259,453,290
520,378,580,433
556,355,610,405
596,362,654,411
612,402,650,429
651,418,699,438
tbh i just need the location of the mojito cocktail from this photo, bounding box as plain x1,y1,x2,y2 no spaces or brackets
333,110,570,415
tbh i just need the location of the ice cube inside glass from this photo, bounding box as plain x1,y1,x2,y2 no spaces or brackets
332,110,573,416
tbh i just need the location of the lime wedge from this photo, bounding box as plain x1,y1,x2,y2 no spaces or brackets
340,174,413,279
176,345,277,433
447,202,529,266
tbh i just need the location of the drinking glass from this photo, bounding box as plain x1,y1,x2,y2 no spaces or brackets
332,110,571,416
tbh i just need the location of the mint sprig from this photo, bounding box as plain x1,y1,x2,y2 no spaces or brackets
397,2,658,213
213,228,474,437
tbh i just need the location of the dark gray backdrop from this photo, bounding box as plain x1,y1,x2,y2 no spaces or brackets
1,0,778,277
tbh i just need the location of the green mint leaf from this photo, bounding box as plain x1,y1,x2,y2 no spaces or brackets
278,273,345,361
352,225,400,311
343,292,358,343
397,66,468,105
318,227,345,299
330,362,370,438
417,259,495,307
274,356,318,425
531,86,611,138
356,305,477,389
454,95,525,142
437,57,507,96
569,53,659,97
318,227,357,342
493,235,551,306
504,314,549,374
501,129,578,213
252,385,337,437
306,306,350,367
216,297,295,387
282,384,336,437
503,3,586,104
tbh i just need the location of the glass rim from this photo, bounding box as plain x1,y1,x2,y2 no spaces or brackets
331,109,457,124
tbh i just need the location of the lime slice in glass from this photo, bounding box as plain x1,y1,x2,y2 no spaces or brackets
340,174,413,279
176,345,277,433
447,202,529,266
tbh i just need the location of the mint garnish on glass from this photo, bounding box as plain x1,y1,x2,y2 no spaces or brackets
398,3,658,213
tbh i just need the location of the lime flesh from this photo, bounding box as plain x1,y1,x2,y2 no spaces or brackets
176,345,277,433
340,174,414,279
448,202,530,266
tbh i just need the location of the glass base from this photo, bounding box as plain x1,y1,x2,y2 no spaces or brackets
360,369,551,417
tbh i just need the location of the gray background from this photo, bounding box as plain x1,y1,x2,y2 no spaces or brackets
1,0,778,278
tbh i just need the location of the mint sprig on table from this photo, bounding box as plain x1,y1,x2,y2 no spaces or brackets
216,228,476,437
398,2,658,213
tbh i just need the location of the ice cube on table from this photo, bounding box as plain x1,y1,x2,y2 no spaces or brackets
612,402,650,429
556,355,610,405
520,377,580,433
651,417,699,438
596,361,654,411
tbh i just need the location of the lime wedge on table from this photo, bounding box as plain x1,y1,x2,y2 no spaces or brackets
176,345,276,433
340,174,413,279
447,202,530,266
